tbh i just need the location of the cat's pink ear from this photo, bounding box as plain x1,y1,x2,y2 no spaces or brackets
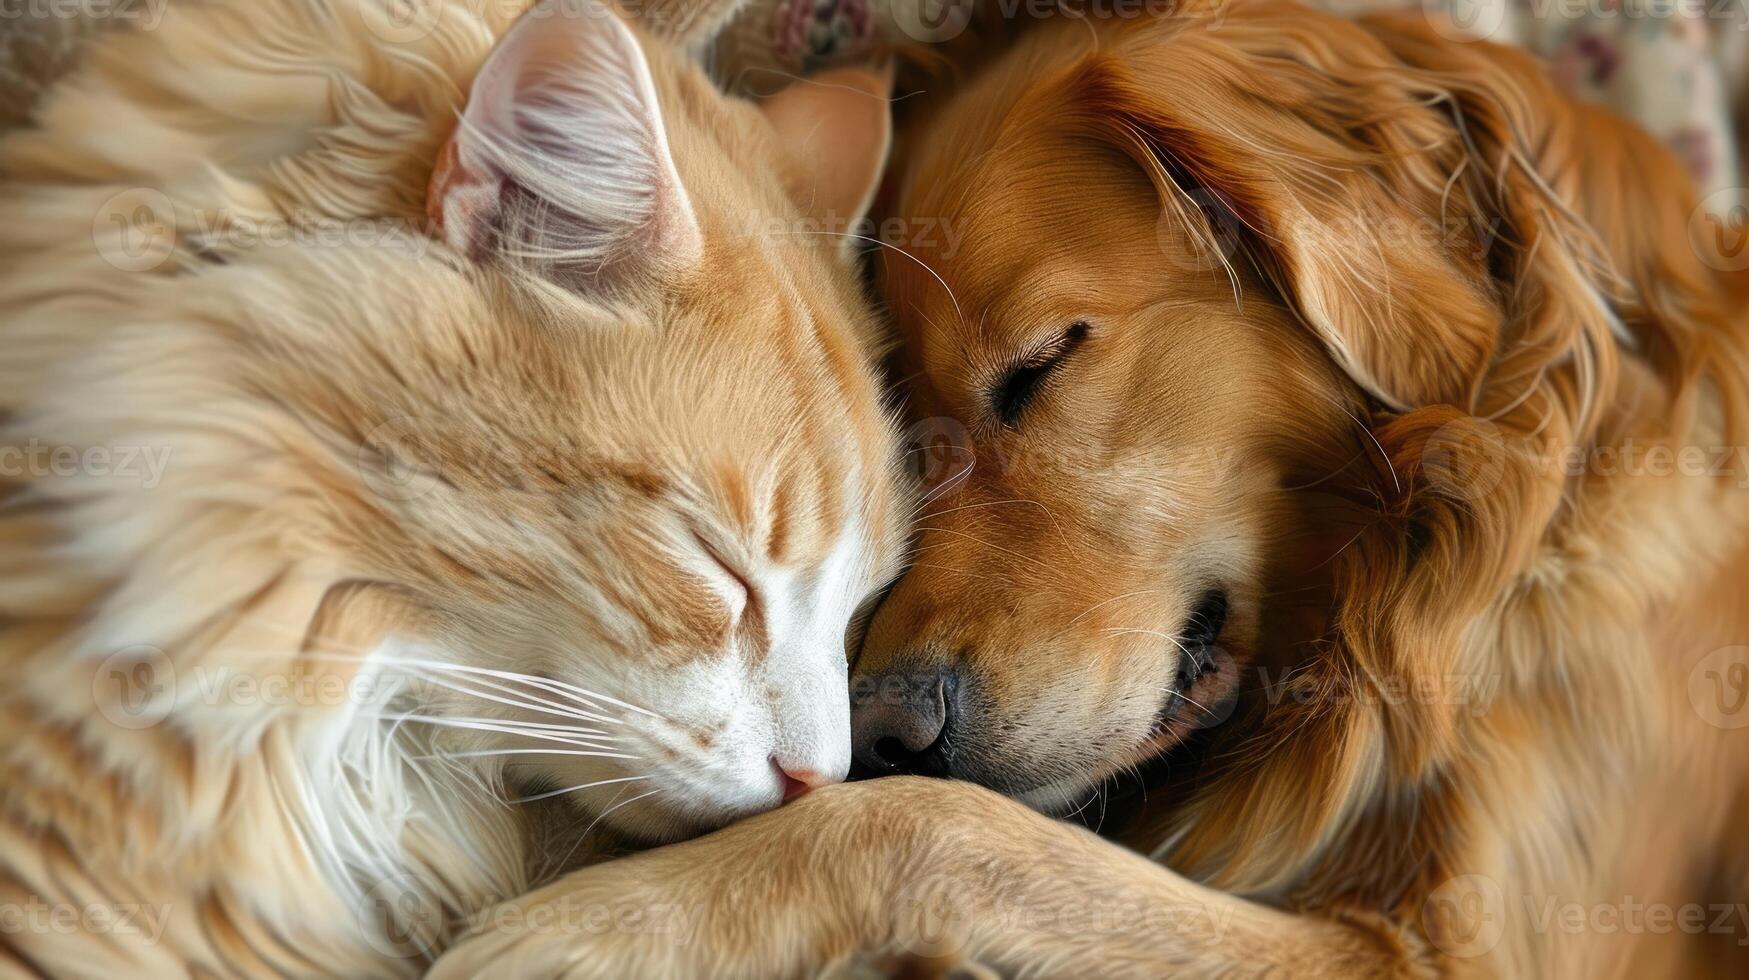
427,0,701,288
759,65,894,232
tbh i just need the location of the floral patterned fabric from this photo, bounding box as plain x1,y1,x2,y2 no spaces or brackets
710,0,1746,206
1365,0,1746,208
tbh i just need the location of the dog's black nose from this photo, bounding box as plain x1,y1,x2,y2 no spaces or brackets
850,667,954,776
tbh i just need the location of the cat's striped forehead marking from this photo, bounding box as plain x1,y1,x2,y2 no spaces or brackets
765,248,901,568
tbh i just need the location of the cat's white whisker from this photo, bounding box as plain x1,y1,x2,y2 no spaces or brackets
394,660,622,719
378,656,662,720
409,731,626,754
412,748,638,762
405,668,626,727
291,650,622,722
511,671,666,721
407,715,623,738
539,785,668,879
370,713,626,749
504,774,652,805
582,787,663,835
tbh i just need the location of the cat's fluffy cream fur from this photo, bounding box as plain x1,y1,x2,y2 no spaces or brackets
0,0,906,973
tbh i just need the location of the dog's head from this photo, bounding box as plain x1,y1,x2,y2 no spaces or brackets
855,5,1719,826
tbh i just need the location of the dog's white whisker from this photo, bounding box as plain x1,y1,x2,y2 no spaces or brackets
910,526,1056,574
1336,402,1400,496
1167,689,1213,715
784,230,962,318
1040,591,1161,647
1104,626,1193,660
920,496,1076,549
917,459,976,507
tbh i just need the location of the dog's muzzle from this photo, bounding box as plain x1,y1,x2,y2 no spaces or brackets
848,665,957,777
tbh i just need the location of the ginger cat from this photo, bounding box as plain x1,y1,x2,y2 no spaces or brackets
0,0,904,973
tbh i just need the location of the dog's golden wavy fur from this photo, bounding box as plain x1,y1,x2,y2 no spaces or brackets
850,2,1749,975
426,1,1749,976
0,0,908,974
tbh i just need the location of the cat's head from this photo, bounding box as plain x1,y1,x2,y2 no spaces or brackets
5,0,904,846
347,0,910,840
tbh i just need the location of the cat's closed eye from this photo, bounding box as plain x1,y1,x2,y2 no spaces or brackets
689,526,758,624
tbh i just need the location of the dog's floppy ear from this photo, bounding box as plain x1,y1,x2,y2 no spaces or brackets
1079,10,1675,846
427,0,701,289
1079,23,1506,413
1064,6,1737,894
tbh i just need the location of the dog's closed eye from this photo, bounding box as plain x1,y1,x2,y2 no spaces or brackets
1181,590,1227,650
1176,590,1228,686
991,321,1089,426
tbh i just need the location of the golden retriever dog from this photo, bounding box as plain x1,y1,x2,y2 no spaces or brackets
436,1,1749,976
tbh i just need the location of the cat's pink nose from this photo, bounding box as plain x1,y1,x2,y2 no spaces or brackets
772,759,830,802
